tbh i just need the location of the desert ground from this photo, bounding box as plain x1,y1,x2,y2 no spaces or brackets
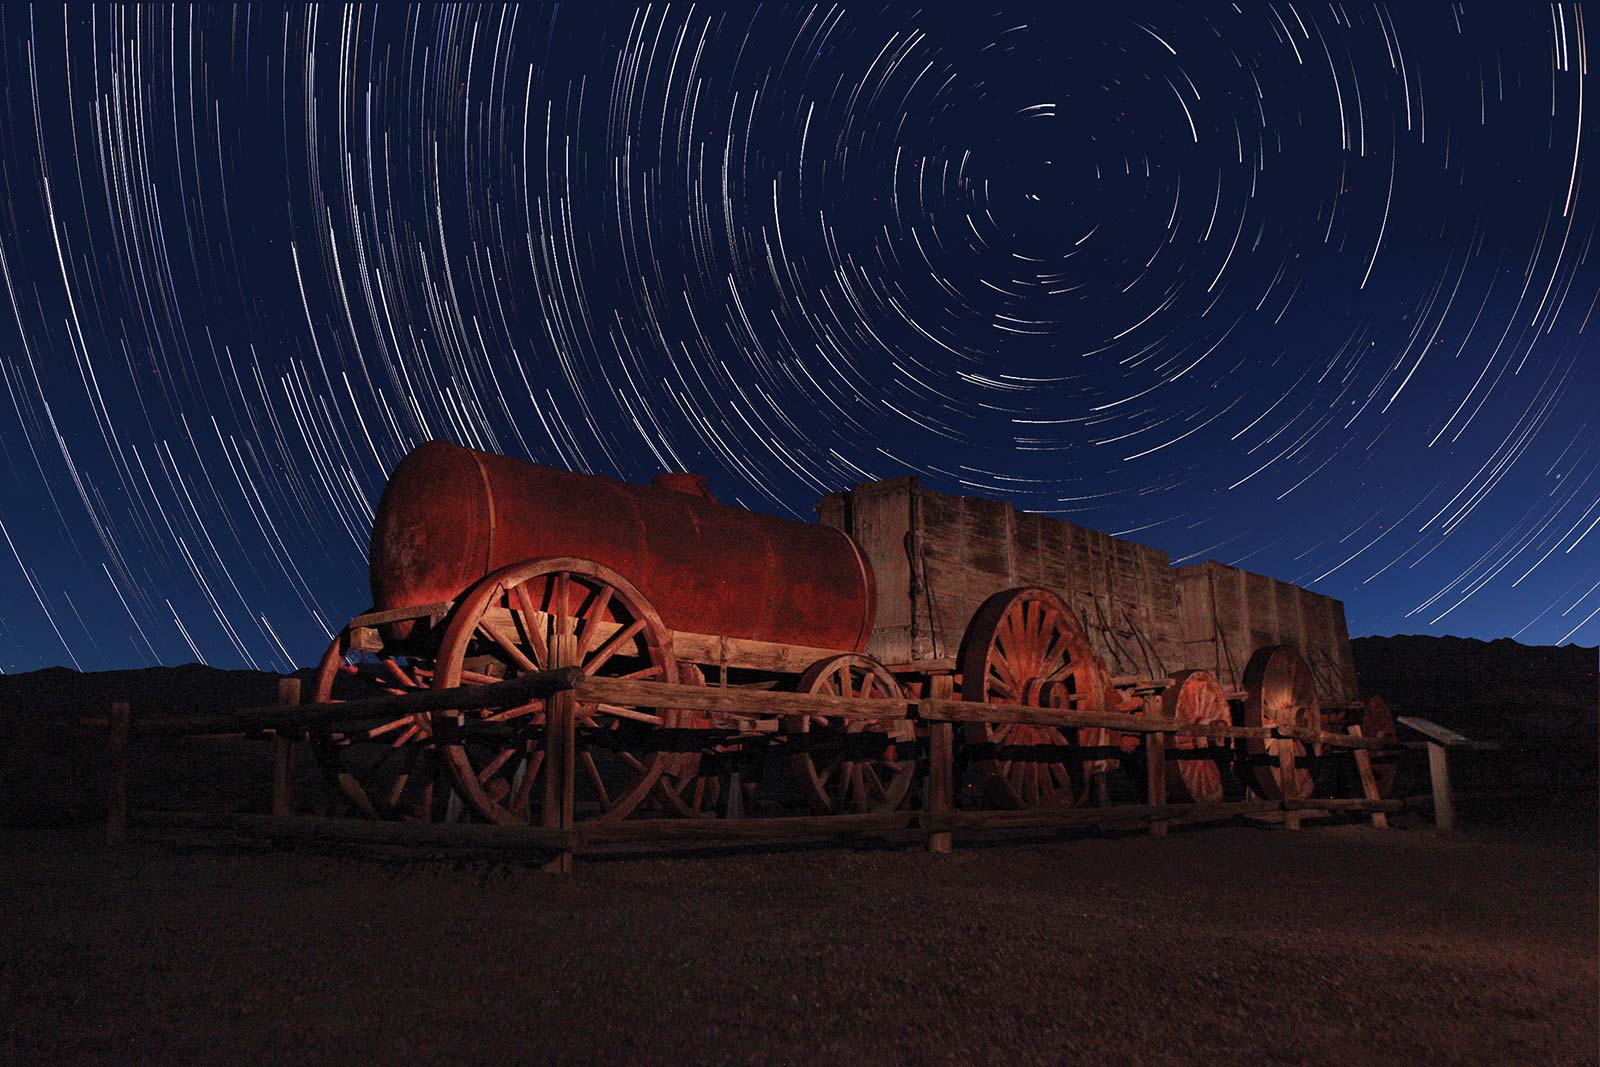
2,796,1594,1067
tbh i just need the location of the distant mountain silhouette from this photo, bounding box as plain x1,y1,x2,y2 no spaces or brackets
1352,634,1597,741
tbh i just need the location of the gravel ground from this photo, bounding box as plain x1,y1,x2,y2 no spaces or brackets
2,802,1594,1067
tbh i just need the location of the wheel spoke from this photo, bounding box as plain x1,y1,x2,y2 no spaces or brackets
477,620,537,672
580,751,613,811
586,617,646,674
510,582,550,667
574,586,614,659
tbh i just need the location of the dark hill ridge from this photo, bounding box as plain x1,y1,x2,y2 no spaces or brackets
0,664,316,829
0,663,310,725
1351,634,1597,740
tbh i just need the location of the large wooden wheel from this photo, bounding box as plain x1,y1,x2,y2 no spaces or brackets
1159,670,1231,804
1239,646,1321,800
306,628,448,820
1359,694,1400,798
787,655,916,814
958,587,1103,809
432,558,677,826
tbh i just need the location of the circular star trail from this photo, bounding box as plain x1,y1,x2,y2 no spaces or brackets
0,4,1594,672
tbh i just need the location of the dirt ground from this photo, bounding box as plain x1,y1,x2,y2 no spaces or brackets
1,799,1594,1067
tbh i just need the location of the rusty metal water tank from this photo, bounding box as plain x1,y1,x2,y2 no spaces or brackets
368,441,877,652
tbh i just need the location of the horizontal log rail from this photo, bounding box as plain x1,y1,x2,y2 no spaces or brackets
91,652,1485,868
83,668,1420,751
574,675,914,722
82,668,581,737
130,796,1434,854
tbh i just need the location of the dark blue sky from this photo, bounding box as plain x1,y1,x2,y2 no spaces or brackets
0,4,1594,673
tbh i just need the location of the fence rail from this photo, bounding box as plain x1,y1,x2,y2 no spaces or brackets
89,666,1484,864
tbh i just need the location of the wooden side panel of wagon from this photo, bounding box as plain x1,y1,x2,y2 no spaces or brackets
1172,560,1358,705
821,477,1184,678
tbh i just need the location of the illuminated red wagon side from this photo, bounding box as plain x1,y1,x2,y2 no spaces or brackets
311,442,1367,829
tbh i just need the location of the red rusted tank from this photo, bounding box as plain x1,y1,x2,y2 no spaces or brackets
369,441,876,651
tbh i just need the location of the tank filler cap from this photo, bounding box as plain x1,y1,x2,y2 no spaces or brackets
650,472,718,502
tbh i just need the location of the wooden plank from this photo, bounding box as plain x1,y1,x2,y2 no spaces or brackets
1210,562,1248,691
1283,797,1406,812
579,676,913,722
579,811,912,843
1396,716,1476,747
1145,731,1168,836
92,668,582,737
924,675,955,854
854,479,917,664
272,678,300,818
1427,742,1456,832
921,799,1282,833
1349,724,1388,828
815,491,848,532
347,601,455,629
1272,725,1398,750
543,632,578,873
1245,570,1278,656
107,702,130,845
134,810,577,852
672,630,848,676
919,697,1167,733
1329,596,1360,704
1278,741,1302,831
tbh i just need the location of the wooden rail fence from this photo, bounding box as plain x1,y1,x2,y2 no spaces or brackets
90,668,1484,866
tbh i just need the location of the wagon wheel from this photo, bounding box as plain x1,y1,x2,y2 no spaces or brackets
432,558,676,826
654,665,757,818
1239,646,1321,800
1359,694,1400,798
958,587,1102,809
306,627,446,820
1159,670,1231,804
787,655,916,814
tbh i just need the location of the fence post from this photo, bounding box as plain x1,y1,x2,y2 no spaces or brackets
543,631,579,873
1427,741,1456,832
923,675,954,854
1278,739,1302,830
107,701,130,844
272,677,300,818
1347,725,1388,829
1144,730,1168,836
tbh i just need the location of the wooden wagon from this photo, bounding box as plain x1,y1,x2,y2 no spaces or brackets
282,445,1400,843
91,442,1457,867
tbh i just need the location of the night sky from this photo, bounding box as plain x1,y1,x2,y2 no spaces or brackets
0,5,1594,674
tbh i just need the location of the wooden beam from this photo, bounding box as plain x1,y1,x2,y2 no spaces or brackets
578,811,911,843
1426,741,1456,832
924,675,955,854
918,697,1166,733
920,799,1281,833
577,675,913,722
1144,731,1168,836
272,678,300,818
107,702,129,845
1347,725,1388,829
347,601,455,629
672,630,850,675
84,668,582,737
1283,797,1406,812
133,810,576,852
1278,741,1302,831
1273,724,1397,749
1397,716,1475,747
543,633,578,873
